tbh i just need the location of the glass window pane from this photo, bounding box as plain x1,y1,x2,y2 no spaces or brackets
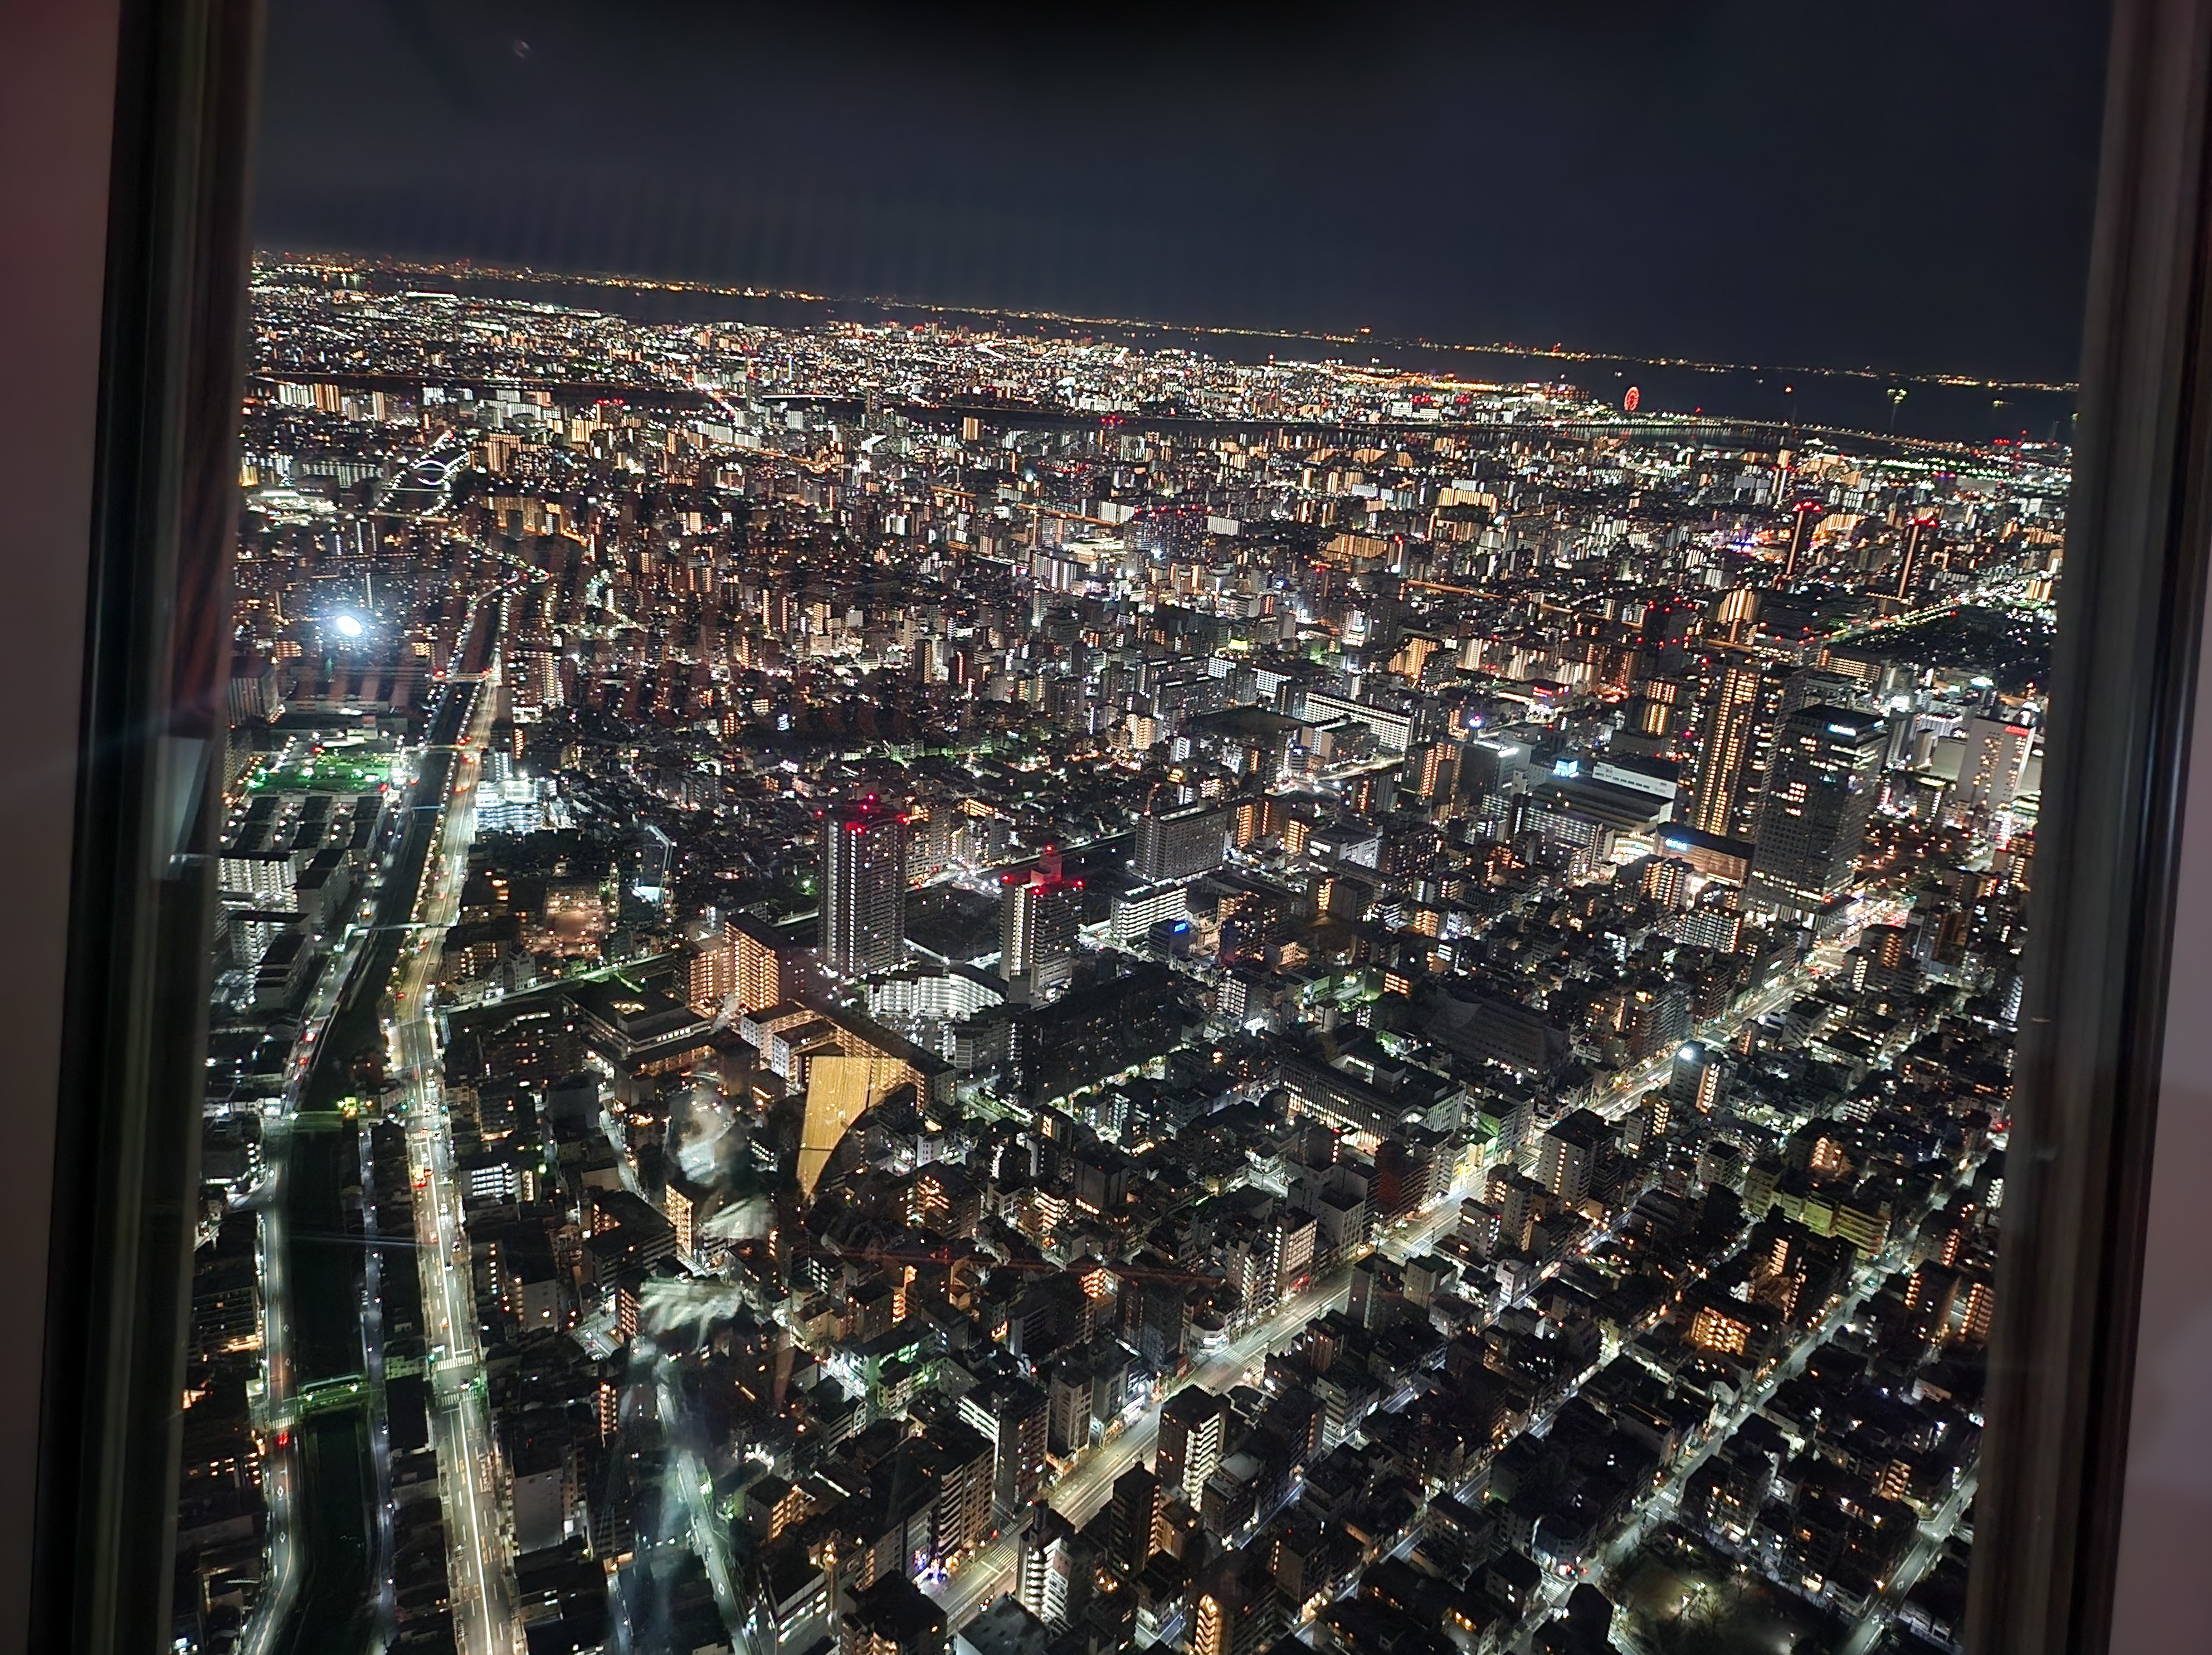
157,8,2113,1655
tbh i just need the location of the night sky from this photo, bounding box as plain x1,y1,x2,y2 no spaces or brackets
255,2,2109,383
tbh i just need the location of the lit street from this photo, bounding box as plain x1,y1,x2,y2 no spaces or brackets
390,631,524,1655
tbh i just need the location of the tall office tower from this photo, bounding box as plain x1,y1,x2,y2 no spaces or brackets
1000,850,1081,1001
1136,800,1232,881
1456,734,1533,839
1456,735,1531,800
821,798,907,977
1687,654,1784,840
1896,515,1938,600
1948,715,2035,826
1745,706,1889,918
1780,498,1821,581
1156,1388,1230,1506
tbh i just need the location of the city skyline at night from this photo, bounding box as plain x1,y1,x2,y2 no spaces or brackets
175,247,2046,1655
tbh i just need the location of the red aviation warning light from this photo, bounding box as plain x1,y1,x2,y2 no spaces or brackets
1623,386,1641,413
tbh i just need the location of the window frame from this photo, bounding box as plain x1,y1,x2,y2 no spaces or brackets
1971,3,2212,1651
14,2,2212,1652
22,2,262,1652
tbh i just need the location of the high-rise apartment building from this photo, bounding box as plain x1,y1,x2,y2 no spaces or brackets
734,912,790,1012
1641,855,1692,909
960,1376,1049,1520
1156,1388,1230,1506
663,1185,694,1259
1000,850,1081,1001
1190,1549,1286,1655
1136,1277,1188,1375
1136,800,1231,882
1688,654,1785,840
1781,498,1821,581
1107,1464,1162,1577
1896,515,1938,600
1110,878,1192,949
822,799,908,977
1410,738,1459,802
687,932,736,1017
922,1419,996,1561
1537,1108,1609,1209
1671,1041,1724,1114
1746,707,1889,918
1016,1503,1079,1627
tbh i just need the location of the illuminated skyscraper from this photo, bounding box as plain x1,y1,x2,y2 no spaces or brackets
1000,850,1081,1001
1896,514,1938,600
821,799,907,977
1781,498,1821,581
1746,707,1889,917
1688,655,1784,840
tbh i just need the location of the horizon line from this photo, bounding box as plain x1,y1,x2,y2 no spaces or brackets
250,246,2083,403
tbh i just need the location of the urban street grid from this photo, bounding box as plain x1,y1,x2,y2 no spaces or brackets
170,255,2046,1655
